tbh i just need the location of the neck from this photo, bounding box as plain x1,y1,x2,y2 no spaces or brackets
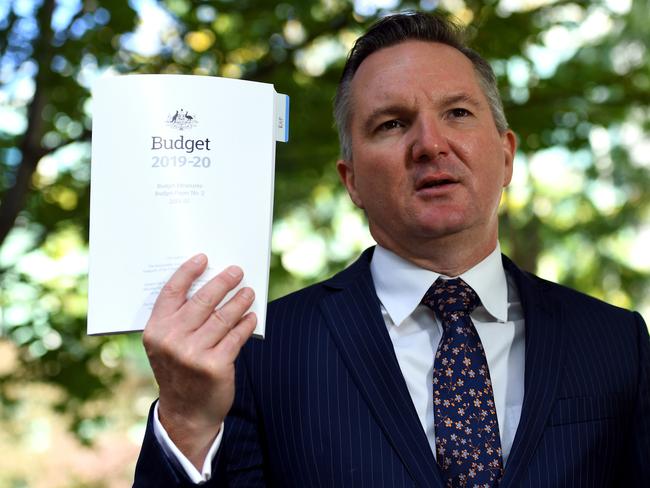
372,227,499,277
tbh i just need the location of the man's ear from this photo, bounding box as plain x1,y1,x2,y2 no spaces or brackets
336,159,364,209
501,129,517,187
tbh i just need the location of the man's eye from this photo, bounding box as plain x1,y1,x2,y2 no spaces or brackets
378,120,404,131
449,108,471,118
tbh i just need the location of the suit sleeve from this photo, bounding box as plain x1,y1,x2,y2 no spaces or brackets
133,403,208,487
210,350,268,485
133,349,267,487
630,312,650,486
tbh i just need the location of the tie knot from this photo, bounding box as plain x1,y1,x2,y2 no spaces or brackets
422,277,480,323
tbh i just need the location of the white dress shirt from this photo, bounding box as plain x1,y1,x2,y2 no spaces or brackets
154,243,525,482
370,243,525,463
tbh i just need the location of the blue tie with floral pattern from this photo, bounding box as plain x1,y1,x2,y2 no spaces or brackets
422,277,504,487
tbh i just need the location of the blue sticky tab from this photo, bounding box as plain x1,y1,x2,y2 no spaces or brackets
284,95,290,142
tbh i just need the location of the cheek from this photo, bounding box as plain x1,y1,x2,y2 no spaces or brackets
453,137,476,156
469,139,508,181
358,171,393,204
356,155,396,187
350,141,409,202
478,170,508,207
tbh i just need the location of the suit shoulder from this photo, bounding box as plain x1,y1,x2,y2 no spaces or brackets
267,249,374,316
525,270,640,321
268,279,330,313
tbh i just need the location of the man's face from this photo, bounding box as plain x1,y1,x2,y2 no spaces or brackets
337,41,516,260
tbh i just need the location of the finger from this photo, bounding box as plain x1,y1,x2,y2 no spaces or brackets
211,312,258,364
177,265,244,325
191,287,255,348
150,254,208,320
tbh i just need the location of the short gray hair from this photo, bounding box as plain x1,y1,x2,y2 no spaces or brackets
333,12,508,161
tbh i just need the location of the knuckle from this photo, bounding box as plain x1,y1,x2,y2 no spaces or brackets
177,347,198,368
211,308,229,327
160,281,183,298
142,327,155,349
144,332,178,365
212,273,232,290
157,333,179,357
143,325,166,352
227,330,243,346
236,291,252,306
191,289,213,309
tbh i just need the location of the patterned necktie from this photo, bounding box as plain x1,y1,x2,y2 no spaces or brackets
422,277,504,488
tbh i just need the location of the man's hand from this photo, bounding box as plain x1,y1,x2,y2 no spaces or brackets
142,254,257,469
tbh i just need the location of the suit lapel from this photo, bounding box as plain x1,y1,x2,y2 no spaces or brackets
319,249,443,488
499,256,566,487
316,250,565,487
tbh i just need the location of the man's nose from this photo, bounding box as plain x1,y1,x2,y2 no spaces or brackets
410,116,450,162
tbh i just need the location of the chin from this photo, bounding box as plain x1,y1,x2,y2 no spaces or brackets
418,226,468,241
413,212,471,238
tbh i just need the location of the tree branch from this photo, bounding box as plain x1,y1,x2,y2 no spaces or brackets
0,0,56,246
244,7,354,80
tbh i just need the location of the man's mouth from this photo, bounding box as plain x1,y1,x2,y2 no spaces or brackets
416,174,459,191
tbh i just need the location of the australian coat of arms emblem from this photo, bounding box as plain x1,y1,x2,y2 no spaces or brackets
166,109,198,131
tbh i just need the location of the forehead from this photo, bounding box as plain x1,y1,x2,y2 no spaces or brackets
349,40,484,116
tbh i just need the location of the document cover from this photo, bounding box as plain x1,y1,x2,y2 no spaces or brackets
88,74,288,337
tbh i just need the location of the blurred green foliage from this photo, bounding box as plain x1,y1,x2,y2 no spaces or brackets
0,0,648,449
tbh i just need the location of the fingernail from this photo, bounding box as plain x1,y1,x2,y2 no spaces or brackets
241,287,254,300
226,265,243,278
191,253,207,264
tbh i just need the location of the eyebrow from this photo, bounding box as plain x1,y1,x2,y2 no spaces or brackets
440,93,482,109
363,105,409,133
361,92,483,133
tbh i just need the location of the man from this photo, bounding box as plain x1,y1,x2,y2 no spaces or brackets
134,12,650,487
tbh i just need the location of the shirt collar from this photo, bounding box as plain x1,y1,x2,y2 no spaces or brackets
370,243,509,326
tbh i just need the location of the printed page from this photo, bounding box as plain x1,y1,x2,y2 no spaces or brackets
88,74,287,336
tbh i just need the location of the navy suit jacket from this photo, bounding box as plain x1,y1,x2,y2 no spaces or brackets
135,248,650,487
